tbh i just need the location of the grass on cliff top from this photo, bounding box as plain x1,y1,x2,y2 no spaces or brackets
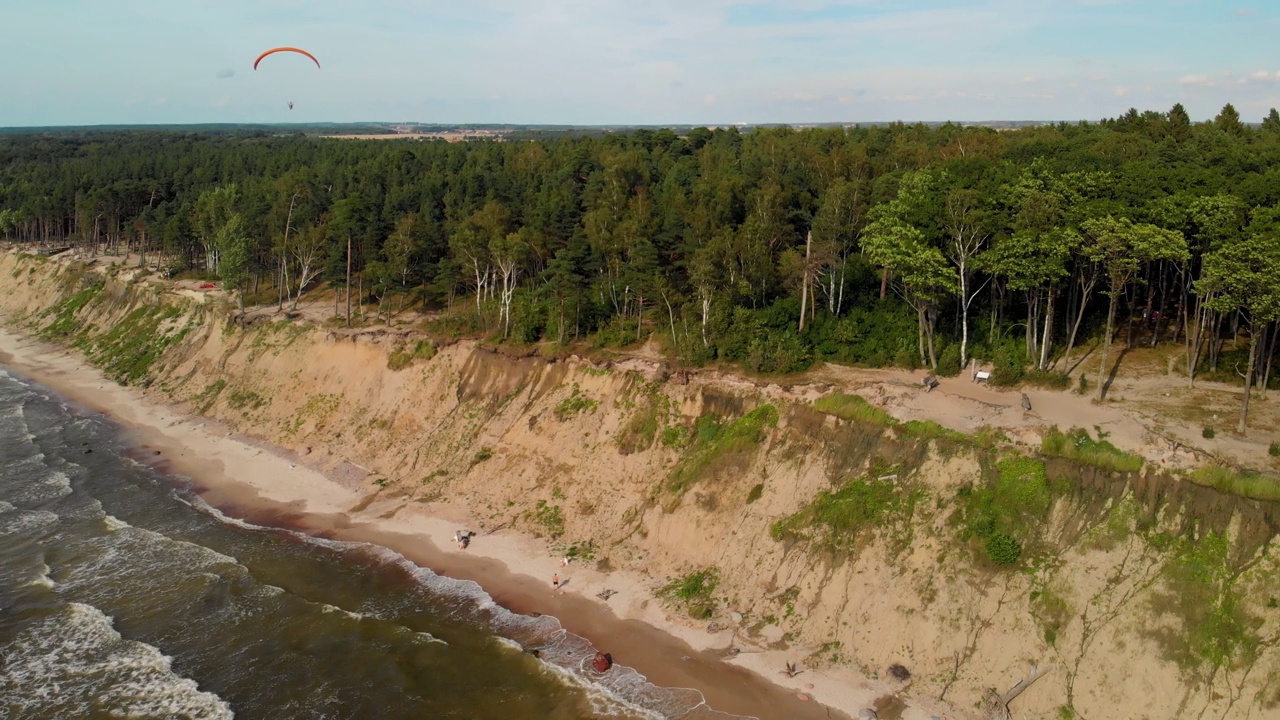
770,468,924,552
1187,465,1280,502
1041,426,1144,473
813,392,896,427
666,404,778,496
387,339,436,371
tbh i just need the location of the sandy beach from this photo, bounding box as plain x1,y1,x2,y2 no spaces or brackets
0,326,956,720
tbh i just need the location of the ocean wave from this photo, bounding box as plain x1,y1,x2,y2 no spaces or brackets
0,462,73,506
0,508,59,537
0,602,233,720
183,493,754,720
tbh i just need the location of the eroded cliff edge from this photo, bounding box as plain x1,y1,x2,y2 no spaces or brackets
4,250,1279,720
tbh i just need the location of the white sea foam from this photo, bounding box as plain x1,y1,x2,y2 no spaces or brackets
180,493,752,720
0,508,59,537
0,602,233,719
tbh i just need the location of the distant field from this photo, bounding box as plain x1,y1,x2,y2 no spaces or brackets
320,131,512,142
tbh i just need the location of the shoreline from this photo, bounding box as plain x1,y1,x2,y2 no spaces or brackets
0,326,948,720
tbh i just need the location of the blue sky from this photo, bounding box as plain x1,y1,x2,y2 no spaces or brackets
1,0,1277,126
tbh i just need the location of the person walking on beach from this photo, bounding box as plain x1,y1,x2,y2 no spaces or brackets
552,573,560,589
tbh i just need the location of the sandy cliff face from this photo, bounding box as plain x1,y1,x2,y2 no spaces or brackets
4,250,1279,720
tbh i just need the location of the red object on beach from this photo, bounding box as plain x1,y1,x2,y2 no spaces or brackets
591,652,613,673
199,282,215,289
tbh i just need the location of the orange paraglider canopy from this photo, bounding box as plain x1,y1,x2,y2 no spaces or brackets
253,47,320,70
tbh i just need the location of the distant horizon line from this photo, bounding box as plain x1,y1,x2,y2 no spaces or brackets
0,116,1265,133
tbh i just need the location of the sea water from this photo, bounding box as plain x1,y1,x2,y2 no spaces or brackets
0,368,744,720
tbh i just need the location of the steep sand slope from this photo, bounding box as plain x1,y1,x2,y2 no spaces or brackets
4,248,1280,720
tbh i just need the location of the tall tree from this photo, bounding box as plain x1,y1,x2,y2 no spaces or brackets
215,214,252,315
863,172,954,368
1081,217,1188,400
1196,231,1280,432
942,187,989,369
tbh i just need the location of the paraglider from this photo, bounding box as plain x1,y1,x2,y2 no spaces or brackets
254,47,319,111
253,47,320,70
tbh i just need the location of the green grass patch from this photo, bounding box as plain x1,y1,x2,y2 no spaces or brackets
897,419,1002,450
660,568,719,619
746,483,764,504
770,472,924,553
471,447,493,465
37,278,106,340
1187,465,1280,502
533,500,564,538
1023,370,1071,390
660,425,689,448
387,339,436,371
77,304,193,385
666,405,778,495
956,455,1053,567
554,384,599,421
617,395,664,455
193,379,227,415
813,393,896,427
285,393,341,435
1041,427,1143,473
1149,531,1258,671
226,388,267,411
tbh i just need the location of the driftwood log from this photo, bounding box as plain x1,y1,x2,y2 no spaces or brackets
982,664,1053,720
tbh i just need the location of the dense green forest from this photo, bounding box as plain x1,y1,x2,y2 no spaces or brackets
2,103,1279,432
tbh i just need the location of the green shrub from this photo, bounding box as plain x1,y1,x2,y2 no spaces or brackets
989,341,1027,386
746,483,764,504
1076,374,1089,395
660,425,688,448
935,343,962,377
1024,370,1071,390
1202,426,1216,440
1270,442,1280,458
892,343,920,370
986,532,1022,565
471,447,493,465
661,569,719,619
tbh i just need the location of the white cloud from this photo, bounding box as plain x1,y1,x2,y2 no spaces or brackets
704,94,717,106
1113,86,1129,97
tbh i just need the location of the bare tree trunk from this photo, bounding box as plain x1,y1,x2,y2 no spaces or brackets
1239,331,1259,434
799,230,811,332
1261,321,1278,400
345,235,352,328
1039,286,1056,371
1096,291,1119,401
880,267,889,300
